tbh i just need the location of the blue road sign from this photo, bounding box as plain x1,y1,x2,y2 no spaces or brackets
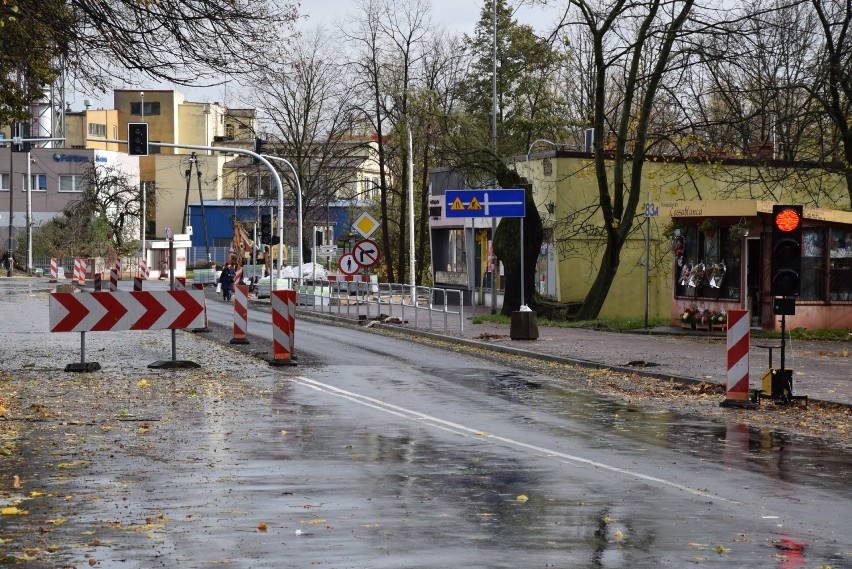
445,189,526,218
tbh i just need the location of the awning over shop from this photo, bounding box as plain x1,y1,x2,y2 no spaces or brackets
658,200,852,225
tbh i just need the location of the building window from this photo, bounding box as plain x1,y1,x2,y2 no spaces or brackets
22,173,47,192
88,123,107,137
447,229,467,272
130,101,161,116
0,173,9,191
59,174,84,193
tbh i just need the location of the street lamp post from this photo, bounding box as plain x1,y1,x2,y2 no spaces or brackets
261,155,303,285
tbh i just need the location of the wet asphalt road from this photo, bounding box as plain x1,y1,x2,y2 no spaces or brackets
1,285,851,568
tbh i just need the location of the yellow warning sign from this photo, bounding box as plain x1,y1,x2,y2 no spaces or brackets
450,197,465,211
468,197,482,210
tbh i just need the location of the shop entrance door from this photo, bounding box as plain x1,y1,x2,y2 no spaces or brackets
745,237,762,327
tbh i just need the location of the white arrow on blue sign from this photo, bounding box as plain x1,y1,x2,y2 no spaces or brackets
445,189,526,218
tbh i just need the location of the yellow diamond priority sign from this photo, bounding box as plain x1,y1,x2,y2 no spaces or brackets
353,211,379,238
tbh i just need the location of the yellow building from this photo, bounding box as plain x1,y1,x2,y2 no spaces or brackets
514,151,852,329
110,90,254,240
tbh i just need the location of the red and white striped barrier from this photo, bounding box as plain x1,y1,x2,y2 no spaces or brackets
270,290,296,366
327,274,373,282
73,258,86,286
49,258,59,282
191,283,210,332
175,276,186,291
49,290,207,332
235,266,243,286
139,259,149,280
109,259,120,291
721,309,754,407
230,284,250,344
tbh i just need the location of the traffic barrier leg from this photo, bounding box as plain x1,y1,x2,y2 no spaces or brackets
134,277,143,291
191,283,211,333
230,284,250,344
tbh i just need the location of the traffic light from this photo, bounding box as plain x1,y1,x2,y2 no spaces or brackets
253,137,267,164
128,123,149,156
260,214,272,245
771,204,803,297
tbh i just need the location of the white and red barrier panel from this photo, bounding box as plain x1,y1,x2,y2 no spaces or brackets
74,258,87,285
724,309,750,401
175,276,186,291
49,290,206,333
49,258,59,282
271,290,295,361
109,259,120,292
327,274,373,282
231,284,249,343
139,259,149,280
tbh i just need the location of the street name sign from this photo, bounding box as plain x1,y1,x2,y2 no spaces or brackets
445,189,526,218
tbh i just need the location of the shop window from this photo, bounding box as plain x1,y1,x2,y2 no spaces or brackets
674,225,740,300
802,228,826,301
447,229,466,272
829,228,852,301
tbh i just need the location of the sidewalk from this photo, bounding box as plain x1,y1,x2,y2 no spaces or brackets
312,302,852,408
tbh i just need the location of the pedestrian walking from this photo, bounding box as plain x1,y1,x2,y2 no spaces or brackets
218,262,236,302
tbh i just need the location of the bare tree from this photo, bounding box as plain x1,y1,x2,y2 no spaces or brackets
253,27,364,263
36,163,141,258
810,0,852,203
66,0,299,95
549,0,699,320
341,0,434,283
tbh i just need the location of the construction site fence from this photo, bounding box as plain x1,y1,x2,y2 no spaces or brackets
295,280,465,334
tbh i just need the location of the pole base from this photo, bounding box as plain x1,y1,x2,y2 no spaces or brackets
148,360,201,369
192,327,211,333
719,398,758,409
267,357,297,367
230,338,250,345
64,362,101,373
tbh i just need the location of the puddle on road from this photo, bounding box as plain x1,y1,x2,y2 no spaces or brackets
422,366,852,492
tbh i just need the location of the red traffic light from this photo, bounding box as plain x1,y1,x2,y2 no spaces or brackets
774,208,801,233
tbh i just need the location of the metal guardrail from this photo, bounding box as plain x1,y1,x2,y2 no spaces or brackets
295,280,465,334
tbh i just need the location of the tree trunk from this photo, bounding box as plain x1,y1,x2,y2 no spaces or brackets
574,232,624,321
493,182,543,316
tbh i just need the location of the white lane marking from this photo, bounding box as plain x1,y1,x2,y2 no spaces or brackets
292,376,738,504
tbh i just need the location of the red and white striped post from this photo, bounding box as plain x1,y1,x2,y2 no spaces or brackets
109,259,121,292
269,290,297,366
175,276,186,291
288,288,296,356
230,284,250,344
235,265,243,286
720,309,756,407
49,258,59,282
139,259,149,280
74,258,86,286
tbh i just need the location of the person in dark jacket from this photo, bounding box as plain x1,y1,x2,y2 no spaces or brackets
218,262,236,302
